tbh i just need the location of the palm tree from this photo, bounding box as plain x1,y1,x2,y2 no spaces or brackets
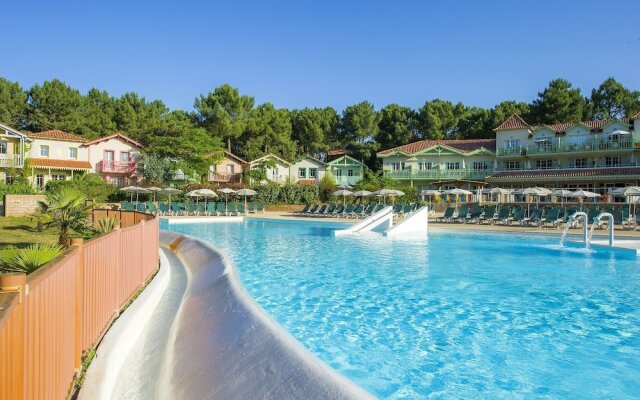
37,188,94,246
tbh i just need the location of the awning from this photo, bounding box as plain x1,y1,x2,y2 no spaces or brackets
27,158,92,171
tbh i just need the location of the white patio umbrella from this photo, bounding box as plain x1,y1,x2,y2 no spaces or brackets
160,187,182,204
146,186,163,202
610,186,640,217
421,189,441,208
516,187,551,216
332,189,353,206
187,189,203,207
489,187,513,204
569,189,600,211
442,188,473,207
337,184,353,190
120,186,139,202
372,188,396,205
552,189,573,206
353,190,372,197
197,188,218,210
217,188,236,208
125,187,150,204
236,188,257,213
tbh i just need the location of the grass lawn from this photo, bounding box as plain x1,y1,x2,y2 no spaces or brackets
0,216,60,249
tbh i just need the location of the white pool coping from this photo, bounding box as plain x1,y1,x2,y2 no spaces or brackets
80,229,374,399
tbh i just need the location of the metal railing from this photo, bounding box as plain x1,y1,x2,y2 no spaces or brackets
384,168,494,180
99,160,137,173
497,139,635,156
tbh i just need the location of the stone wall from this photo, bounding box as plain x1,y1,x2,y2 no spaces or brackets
3,194,46,217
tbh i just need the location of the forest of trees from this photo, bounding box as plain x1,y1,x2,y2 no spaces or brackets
0,76,638,171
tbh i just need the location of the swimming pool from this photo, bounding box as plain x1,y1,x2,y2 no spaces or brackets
166,219,640,399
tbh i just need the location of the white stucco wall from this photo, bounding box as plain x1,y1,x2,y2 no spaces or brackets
28,138,88,161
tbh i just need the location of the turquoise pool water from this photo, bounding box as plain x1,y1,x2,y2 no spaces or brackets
166,219,640,399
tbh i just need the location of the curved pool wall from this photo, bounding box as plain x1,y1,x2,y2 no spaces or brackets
81,228,375,399
159,230,375,399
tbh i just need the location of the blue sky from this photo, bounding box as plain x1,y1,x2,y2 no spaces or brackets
2,0,639,111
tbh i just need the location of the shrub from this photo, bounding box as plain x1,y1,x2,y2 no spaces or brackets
0,244,64,274
252,183,319,205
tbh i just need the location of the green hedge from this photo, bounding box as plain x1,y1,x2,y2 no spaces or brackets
254,184,319,205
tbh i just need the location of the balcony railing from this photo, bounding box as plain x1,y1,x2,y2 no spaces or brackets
208,172,242,183
497,139,635,157
0,154,24,168
99,160,137,174
384,168,494,180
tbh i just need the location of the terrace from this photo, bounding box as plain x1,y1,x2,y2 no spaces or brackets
0,154,24,168
99,160,137,174
496,137,635,157
384,168,494,180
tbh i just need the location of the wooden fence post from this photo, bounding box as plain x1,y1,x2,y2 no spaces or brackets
71,238,84,373
0,272,27,399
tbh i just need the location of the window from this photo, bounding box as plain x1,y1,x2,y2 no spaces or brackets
120,152,130,162
111,176,124,187
418,162,433,170
472,162,489,170
299,168,307,178
536,160,554,170
51,174,66,181
336,169,343,177
104,150,114,161
35,174,44,189
446,162,460,170
605,156,621,167
5,175,15,184
574,158,587,168
506,161,520,171
391,162,405,171
348,169,354,177
40,145,49,157
0,141,7,155
226,164,234,174
69,147,78,159
503,139,520,148
272,168,279,177
309,168,317,178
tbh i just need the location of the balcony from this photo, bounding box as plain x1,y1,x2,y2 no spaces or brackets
0,154,24,168
384,168,494,180
99,160,137,174
208,172,242,183
497,138,635,157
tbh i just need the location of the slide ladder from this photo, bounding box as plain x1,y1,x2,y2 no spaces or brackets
333,206,394,236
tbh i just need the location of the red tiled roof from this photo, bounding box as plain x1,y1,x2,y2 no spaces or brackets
27,158,92,170
494,114,530,131
487,167,640,180
27,130,87,143
84,133,144,148
327,149,347,156
378,139,496,155
496,113,632,133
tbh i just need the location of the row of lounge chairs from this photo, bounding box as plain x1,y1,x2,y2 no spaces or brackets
294,203,419,219
120,201,265,216
436,204,635,229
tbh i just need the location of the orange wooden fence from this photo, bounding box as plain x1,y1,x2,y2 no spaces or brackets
0,212,159,400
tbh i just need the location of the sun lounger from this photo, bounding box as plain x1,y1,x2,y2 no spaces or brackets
341,204,355,218
247,202,256,213
256,201,265,213
216,202,227,216
304,204,319,216
294,204,310,215
436,207,455,222
227,203,238,216
477,206,495,224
